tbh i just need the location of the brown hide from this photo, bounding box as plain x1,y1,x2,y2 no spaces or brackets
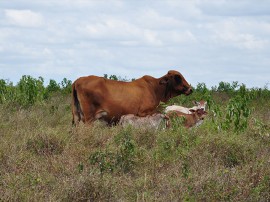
72,70,192,125
166,108,207,128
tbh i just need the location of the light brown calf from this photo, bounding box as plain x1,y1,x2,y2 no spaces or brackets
166,108,207,128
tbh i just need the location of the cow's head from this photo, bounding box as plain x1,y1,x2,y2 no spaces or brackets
159,70,192,100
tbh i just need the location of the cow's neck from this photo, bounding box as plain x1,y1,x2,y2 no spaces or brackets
155,77,172,103
140,76,172,103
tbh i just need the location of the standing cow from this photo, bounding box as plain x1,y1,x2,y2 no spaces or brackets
72,70,192,125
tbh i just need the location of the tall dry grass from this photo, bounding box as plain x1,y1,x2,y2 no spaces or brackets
0,88,269,201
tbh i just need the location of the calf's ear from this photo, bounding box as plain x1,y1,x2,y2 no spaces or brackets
192,101,199,105
189,109,196,113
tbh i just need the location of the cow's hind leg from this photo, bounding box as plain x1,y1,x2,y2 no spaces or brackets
75,92,96,125
81,104,95,124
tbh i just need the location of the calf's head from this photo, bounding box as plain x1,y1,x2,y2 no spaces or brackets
193,100,207,110
189,108,208,120
159,70,192,100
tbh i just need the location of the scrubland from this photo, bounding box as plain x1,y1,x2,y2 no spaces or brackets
0,77,270,201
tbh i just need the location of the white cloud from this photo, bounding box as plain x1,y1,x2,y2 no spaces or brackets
4,9,44,27
167,30,197,44
217,32,267,50
198,0,270,16
77,18,164,46
137,9,183,29
201,18,269,50
143,30,163,46
166,0,202,18
81,18,139,40
0,0,270,88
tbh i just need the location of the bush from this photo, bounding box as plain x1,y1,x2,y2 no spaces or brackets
0,76,73,107
89,128,137,174
46,79,61,94
16,75,47,107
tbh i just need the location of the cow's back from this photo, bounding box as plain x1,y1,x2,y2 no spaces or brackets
73,76,157,124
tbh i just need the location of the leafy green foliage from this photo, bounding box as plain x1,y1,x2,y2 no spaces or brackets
0,75,72,107
60,78,72,94
17,76,46,107
89,128,137,174
213,81,240,93
46,79,60,94
89,150,116,174
0,79,7,103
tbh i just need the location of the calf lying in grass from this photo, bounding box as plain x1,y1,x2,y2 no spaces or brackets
165,100,207,114
166,108,207,128
119,113,169,130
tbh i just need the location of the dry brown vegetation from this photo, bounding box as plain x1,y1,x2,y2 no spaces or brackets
0,80,270,201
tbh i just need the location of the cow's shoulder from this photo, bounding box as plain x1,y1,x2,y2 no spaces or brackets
134,75,157,87
140,75,155,82
75,75,101,84
74,76,106,91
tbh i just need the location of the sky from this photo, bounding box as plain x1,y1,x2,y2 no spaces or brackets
0,0,270,88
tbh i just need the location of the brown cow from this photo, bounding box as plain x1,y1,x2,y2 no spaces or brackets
72,70,192,125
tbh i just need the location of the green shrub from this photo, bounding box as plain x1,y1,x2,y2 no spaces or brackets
46,79,61,94
89,128,137,174
222,85,252,132
89,150,116,174
16,75,47,107
60,78,72,94
114,128,136,173
0,79,7,103
216,81,239,93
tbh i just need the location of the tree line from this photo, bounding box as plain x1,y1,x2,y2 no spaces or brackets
0,75,269,107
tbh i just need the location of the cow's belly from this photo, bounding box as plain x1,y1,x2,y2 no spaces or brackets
94,91,157,123
99,102,140,123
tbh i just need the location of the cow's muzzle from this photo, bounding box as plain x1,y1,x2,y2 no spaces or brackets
185,87,193,95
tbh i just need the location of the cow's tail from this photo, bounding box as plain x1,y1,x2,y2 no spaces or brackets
72,82,83,126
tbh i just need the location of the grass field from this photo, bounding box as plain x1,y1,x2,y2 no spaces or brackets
0,78,270,201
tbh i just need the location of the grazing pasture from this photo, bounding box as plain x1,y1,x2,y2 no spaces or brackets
0,76,270,201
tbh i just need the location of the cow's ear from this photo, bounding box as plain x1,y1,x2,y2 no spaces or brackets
159,76,169,84
174,74,182,84
189,109,195,113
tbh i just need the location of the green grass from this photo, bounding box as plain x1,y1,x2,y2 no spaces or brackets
0,84,270,201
